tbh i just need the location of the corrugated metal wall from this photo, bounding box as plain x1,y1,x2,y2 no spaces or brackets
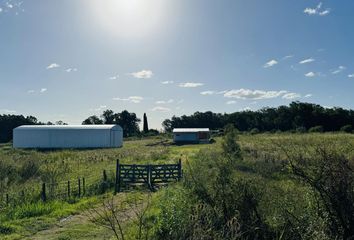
13,128,123,149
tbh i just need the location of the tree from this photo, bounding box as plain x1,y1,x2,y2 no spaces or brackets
114,110,141,137
143,113,149,133
102,110,115,124
82,115,104,125
0,114,40,143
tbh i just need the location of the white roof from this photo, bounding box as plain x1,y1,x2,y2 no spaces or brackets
173,128,210,133
14,125,122,130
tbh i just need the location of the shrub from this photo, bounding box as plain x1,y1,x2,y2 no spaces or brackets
19,159,39,181
288,146,354,239
221,124,241,161
296,127,307,133
250,128,260,135
0,223,14,234
340,124,353,133
309,125,324,133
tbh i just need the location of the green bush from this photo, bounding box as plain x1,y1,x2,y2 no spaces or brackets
0,223,14,234
250,128,260,134
340,124,353,133
221,124,241,161
296,127,307,133
309,125,324,133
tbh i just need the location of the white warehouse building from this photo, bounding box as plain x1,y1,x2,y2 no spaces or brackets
13,125,123,149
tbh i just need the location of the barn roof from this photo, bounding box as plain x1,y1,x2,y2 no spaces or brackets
173,128,210,133
14,125,122,130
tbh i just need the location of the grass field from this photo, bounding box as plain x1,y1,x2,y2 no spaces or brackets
0,132,353,239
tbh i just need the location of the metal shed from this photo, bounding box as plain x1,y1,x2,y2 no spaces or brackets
13,125,123,149
172,128,210,143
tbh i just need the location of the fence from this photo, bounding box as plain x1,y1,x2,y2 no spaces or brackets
0,159,182,208
116,159,182,192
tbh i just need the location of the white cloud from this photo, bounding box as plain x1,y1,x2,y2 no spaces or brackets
90,105,107,111
282,93,301,100
161,81,174,84
299,58,315,64
40,88,47,93
348,74,354,78
112,96,143,103
109,74,119,80
0,8,3,13
240,107,252,111
6,2,13,9
226,100,237,105
305,72,316,77
200,91,215,95
283,55,294,60
152,106,171,112
130,70,153,79
319,9,330,16
46,63,60,69
331,66,346,74
304,2,330,16
155,99,174,104
263,59,278,68
65,68,78,73
304,94,313,98
0,109,16,114
224,88,288,100
179,82,204,88
27,90,35,94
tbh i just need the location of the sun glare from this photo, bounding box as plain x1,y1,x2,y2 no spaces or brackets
88,0,167,38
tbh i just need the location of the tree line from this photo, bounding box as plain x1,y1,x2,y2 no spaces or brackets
162,101,354,133
1,102,353,143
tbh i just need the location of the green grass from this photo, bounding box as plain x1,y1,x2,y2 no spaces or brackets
0,133,353,239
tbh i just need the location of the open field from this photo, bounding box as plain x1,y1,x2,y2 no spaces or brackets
0,132,353,239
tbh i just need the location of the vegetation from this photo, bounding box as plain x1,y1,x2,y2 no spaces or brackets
0,131,354,239
162,101,354,133
143,113,149,133
83,110,141,137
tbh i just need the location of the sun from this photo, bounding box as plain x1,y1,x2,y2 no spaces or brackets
88,0,168,38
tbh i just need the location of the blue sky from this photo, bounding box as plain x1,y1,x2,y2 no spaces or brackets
1,0,354,129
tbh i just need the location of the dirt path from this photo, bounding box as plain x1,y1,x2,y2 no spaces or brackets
27,193,143,240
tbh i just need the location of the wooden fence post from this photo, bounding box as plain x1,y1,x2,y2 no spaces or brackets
82,177,86,196
148,164,152,191
115,159,120,194
41,183,47,202
132,164,136,182
178,159,182,180
103,170,107,182
78,178,81,198
67,180,70,198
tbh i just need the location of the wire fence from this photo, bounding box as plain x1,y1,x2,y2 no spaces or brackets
0,160,182,209
0,169,116,209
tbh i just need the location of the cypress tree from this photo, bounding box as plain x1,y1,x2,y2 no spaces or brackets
143,113,149,133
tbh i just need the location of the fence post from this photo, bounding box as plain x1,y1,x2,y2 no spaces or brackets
148,164,152,191
67,180,70,198
115,159,120,194
41,183,47,202
82,177,86,196
103,170,107,182
78,178,81,198
178,159,182,180
132,164,136,183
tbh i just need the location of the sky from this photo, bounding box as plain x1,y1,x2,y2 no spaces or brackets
1,0,354,129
